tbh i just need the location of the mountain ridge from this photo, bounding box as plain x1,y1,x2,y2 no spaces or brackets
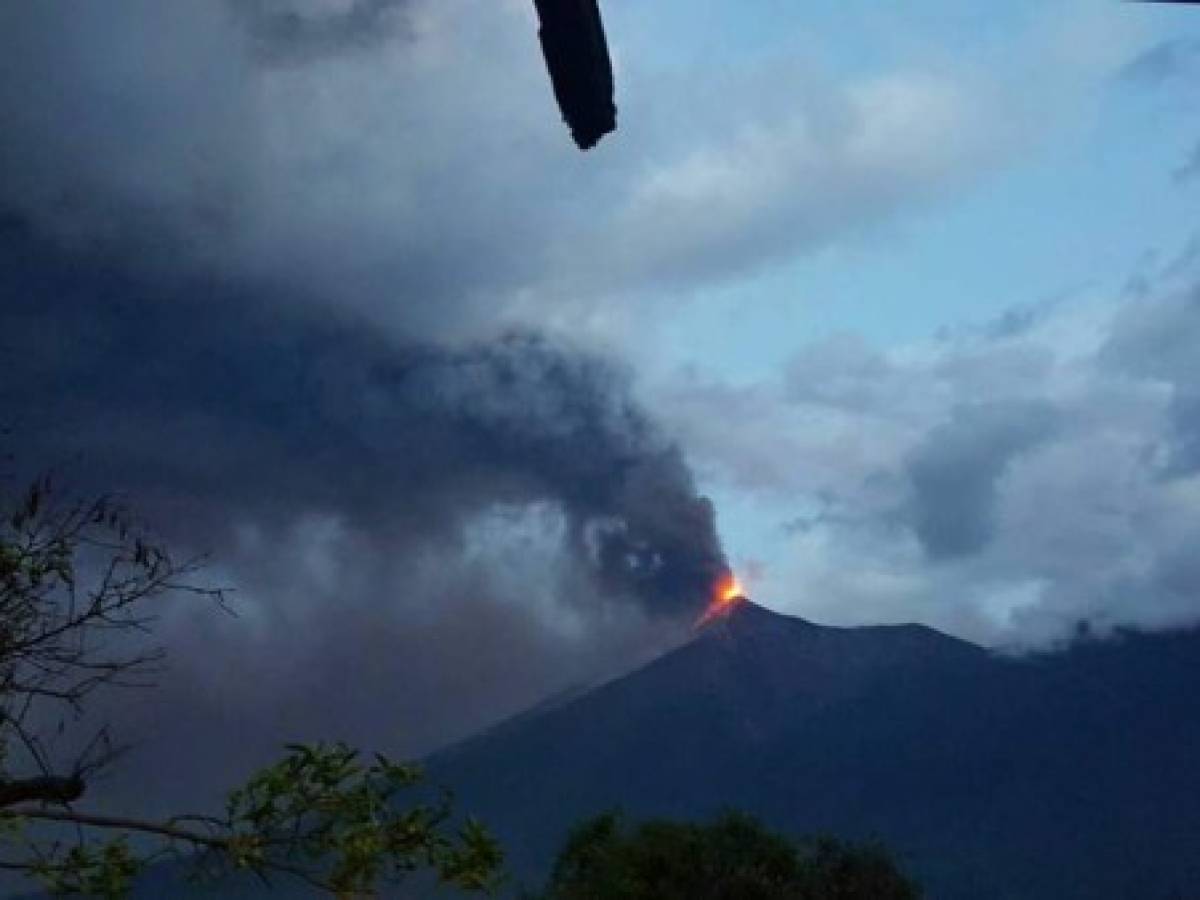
432,600,986,768
427,600,1200,899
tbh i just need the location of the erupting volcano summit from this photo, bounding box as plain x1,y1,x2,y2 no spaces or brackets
694,572,747,629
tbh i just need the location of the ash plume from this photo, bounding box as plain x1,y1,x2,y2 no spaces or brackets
0,218,726,619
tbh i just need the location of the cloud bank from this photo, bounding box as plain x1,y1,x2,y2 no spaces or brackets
0,0,1019,339
661,245,1200,647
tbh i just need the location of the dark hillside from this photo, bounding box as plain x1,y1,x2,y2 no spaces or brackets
429,603,1200,899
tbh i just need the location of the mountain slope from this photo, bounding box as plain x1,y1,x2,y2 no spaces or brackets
427,602,1200,899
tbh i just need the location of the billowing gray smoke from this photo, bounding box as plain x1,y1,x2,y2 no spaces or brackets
1,218,727,618
230,0,414,66
0,0,731,816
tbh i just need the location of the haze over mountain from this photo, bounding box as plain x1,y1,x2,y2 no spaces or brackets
429,600,1200,899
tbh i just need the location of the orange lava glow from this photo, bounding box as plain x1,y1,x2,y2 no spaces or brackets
694,572,746,629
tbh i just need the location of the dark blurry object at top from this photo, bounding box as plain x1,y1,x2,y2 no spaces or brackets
534,0,617,150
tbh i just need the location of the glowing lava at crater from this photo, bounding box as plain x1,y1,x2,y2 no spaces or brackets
694,572,747,629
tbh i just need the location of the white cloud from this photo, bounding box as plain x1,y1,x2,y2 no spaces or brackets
0,0,1076,348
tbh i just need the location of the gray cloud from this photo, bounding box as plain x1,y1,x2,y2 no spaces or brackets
905,401,1058,560
0,0,797,829
1,219,725,619
657,246,1200,647
0,214,721,822
1102,283,1200,474
0,2,255,251
0,0,1015,346
1117,37,1200,85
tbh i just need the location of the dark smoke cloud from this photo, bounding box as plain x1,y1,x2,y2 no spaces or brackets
0,209,724,825
0,0,1016,349
0,0,744,832
0,218,726,617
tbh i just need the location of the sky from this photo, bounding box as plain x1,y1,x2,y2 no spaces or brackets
1,0,1199,819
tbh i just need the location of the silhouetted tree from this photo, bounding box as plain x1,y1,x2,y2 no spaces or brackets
533,810,920,900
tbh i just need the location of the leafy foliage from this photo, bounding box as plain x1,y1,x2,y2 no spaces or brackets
0,474,226,782
28,836,139,900
212,742,503,895
0,473,503,896
533,811,921,900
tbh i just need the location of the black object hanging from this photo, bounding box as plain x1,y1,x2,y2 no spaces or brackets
533,0,617,150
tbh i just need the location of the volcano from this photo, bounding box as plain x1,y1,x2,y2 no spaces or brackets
428,600,1200,899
